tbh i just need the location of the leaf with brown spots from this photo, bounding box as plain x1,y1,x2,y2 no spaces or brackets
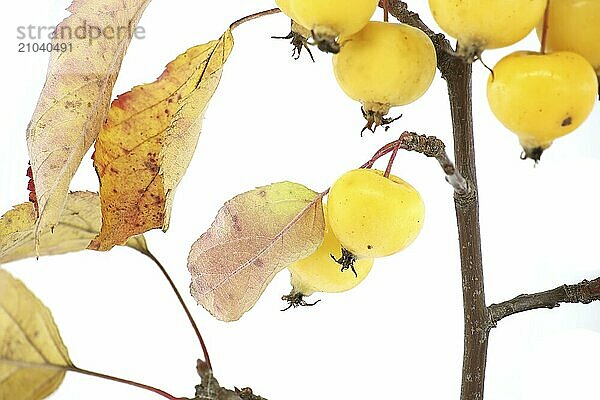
0,269,73,400
188,182,325,322
0,192,146,265
89,29,235,251
26,0,151,244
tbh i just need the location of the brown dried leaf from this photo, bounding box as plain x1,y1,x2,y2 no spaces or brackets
188,182,325,322
26,0,151,240
0,192,146,265
88,29,234,251
0,269,73,399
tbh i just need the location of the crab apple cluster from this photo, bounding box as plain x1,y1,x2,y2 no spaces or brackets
277,0,599,304
274,0,598,159
287,169,424,303
275,0,437,132
428,0,599,160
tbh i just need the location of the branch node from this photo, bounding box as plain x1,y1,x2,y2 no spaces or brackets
396,131,471,196
195,360,268,400
399,132,445,157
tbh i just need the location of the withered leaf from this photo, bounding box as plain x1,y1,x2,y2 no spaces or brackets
188,182,325,322
0,191,146,265
0,269,73,400
89,29,235,251
26,0,151,240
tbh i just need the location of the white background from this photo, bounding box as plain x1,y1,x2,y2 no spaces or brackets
2,1,600,399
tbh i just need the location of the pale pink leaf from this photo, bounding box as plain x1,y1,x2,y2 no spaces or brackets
188,182,325,322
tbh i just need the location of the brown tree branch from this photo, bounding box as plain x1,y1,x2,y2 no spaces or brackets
488,278,600,327
388,3,489,400
446,48,489,400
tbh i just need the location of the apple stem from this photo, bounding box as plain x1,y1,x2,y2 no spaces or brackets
383,135,403,178
540,0,550,54
383,0,389,22
230,8,281,31
360,141,399,169
356,132,467,193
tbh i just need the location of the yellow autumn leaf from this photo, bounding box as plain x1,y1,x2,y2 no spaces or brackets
0,269,73,400
0,192,146,265
26,0,151,241
88,29,235,252
188,182,325,322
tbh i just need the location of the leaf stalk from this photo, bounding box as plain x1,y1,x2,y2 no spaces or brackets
140,249,213,371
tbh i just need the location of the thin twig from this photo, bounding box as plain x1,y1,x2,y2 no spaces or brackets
398,132,469,194
488,277,600,327
230,8,281,31
141,249,212,371
355,132,468,194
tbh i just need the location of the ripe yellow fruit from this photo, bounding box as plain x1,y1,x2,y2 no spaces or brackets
429,0,547,61
288,207,373,297
289,0,379,53
333,21,437,131
536,0,600,74
327,169,425,259
487,51,597,160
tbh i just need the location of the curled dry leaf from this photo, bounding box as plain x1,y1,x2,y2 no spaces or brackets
188,182,325,322
0,269,73,400
88,29,234,251
26,0,151,241
0,191,146,265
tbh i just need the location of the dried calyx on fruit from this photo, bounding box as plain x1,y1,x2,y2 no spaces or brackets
285,0,379,54
273,20,314,61
284,205,373,309
333,21,436,133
